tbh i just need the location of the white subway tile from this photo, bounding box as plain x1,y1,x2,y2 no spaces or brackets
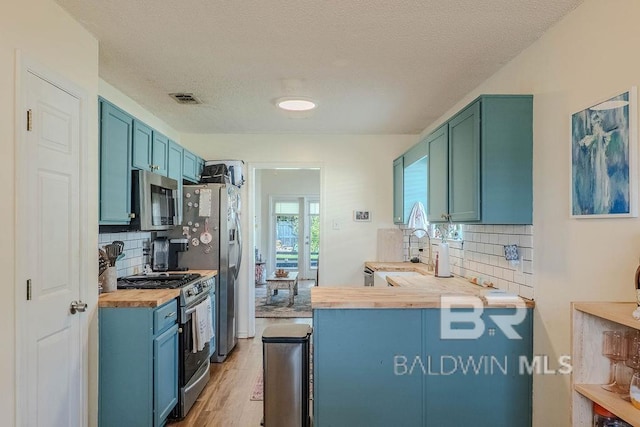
494,245,503,256
481,234,490,243
489,234,499,244
520,235,533,248
499,234,509,245
523,260,533,274
524,273,533,287
524,225,533,235
496,279,508,290
503,269,514,282
519,286,534,300
514,272,525,285
508,282,520,294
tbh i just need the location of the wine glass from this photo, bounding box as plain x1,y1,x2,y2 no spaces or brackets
631,372,640,409
602,330,629,393
626,330,640,372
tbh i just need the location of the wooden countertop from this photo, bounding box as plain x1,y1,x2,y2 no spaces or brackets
312,272,534,309
98,269,217,308
365,261,433,275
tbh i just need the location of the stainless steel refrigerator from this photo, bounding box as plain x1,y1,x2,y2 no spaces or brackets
171,183,242,363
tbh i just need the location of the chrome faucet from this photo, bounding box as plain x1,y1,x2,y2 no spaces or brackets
409,228,434,271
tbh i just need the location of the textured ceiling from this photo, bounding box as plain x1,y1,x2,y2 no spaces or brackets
56,0,583,134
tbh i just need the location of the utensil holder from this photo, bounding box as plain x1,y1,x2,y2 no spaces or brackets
100,266,117,293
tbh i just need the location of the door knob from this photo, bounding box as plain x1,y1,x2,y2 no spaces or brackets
69,301,88,314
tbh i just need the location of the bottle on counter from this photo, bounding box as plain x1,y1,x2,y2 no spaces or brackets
434,253,439,277
593,402,631,426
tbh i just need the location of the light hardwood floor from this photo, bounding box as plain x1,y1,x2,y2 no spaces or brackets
168,317,313,427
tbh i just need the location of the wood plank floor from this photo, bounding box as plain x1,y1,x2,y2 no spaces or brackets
167,317,313,427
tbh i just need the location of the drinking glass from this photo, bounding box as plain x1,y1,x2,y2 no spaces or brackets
626,331,640,372
602,330,629,393
631,372,640,409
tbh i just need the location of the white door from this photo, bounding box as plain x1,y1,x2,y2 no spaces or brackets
271,197,319,280
17,67,85,426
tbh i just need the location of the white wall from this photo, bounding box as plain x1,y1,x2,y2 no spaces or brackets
181,135,415,337
418,0,640,424
0,1,99,425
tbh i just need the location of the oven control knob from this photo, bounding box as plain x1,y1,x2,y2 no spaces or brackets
186,289,194,297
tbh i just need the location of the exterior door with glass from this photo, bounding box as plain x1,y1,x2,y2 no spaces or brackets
272,197,319,280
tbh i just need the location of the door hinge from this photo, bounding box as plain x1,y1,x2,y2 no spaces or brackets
26,279,32,300
26,109,33,131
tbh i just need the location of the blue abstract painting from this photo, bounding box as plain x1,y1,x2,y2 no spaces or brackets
571,91,633,216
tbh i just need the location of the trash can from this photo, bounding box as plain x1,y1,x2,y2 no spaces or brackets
262,324,312,427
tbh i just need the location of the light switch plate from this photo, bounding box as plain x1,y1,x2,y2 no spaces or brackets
332,220,340,230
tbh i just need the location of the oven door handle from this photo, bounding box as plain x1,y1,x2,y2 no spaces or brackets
184,294,210,316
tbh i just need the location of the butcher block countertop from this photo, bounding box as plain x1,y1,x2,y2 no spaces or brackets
313,270,534,309
98,269,217,308
364,261,433,275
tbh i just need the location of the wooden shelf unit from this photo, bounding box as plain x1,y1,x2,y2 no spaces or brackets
572,302,640,426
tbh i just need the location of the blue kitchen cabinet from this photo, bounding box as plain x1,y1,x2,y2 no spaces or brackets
422,308,533,426
99,299,179,427
313,309,423,426
426,124,449,223
427,95,533,224
392,156,404,224
183,149,199,183
313,307,533,427
152,131,170,176
167,140,183,223
99,99,133,225
132,120,154,172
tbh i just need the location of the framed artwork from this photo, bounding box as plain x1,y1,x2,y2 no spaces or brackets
571,87,637,218
353,210,371,222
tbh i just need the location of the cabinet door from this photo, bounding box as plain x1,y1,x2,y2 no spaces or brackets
426,125,449,222
197,157,205,183
99,101,133,225
448,101,480,222
423,308,532,426
132,120,153,171
393,156,404,224
183,149,198,183
154,323,179,427
314,309,423,426
152,132,169,176
168,140,183,224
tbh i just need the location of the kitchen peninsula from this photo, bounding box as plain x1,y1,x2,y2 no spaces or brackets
311,267,534,427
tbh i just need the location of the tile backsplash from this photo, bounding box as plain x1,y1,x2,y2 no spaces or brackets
403,224,534,299
99,231,151,278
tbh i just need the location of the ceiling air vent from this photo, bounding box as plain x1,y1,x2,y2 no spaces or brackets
169,93,202,105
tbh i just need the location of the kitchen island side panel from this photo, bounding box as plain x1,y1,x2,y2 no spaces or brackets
313,307,533,427
313,309,423,427
423,308,533,426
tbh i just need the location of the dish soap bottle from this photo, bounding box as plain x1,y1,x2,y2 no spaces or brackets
435,253,439,277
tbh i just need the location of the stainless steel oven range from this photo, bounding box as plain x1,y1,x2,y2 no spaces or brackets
117,273,214,419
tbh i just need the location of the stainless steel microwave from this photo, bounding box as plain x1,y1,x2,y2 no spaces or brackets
132,169,179,231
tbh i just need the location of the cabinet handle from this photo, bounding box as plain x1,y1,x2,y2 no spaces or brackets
128,213,136,219
165,311,176,318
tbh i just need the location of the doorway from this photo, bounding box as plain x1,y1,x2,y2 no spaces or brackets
271,197,319,280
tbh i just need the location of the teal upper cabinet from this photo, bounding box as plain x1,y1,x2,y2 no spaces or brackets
183,149,199,183
402,140,428,224
427,95,533,224
132,120,153,171
448,101,481,222
151,132,169,176
426,125,449,223
197,157,205,183
132,120,169,176
99,99,133,225
392,156,404,224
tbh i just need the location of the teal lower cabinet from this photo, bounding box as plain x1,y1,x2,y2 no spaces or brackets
99,299,179,427
313,307,532,427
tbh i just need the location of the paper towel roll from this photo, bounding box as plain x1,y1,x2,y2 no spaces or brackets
437,242,451,277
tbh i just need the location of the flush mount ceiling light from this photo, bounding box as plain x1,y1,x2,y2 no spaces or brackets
276,97,317,111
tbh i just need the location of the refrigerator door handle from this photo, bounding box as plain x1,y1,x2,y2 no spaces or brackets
234,211,242,280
